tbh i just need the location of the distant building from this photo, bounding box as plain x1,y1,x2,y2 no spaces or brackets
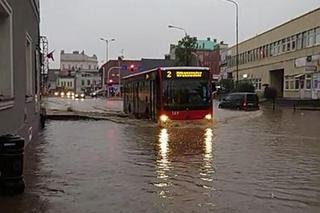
0,0,41,144
100,58,174,95
227,8,320,99
60,50,98,71
57,50,101,94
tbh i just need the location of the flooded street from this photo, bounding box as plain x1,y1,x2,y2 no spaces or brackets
1,106,320,213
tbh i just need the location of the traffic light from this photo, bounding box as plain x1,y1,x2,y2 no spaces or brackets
107,79,113,86
129,64,135,71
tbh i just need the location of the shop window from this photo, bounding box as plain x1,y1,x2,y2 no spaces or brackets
295,79,299,90
300,79,305,90
289,79,294,90
306,75,312,90
285,80,289,90
0,1,13,100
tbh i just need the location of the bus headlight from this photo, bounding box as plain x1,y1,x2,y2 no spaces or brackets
160,114,169,122
205,114,212,120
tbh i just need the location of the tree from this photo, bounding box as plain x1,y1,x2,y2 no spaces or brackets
175,35,197,66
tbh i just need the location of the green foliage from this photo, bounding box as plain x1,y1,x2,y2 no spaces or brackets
235,81,255,93
175,35,197,66
219,79,234,92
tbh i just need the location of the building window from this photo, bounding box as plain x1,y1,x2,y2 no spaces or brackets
297,33,302,49
277,41,281,55
87,80,90,85
81,80,85,86
302,31,308,48
316,27,320,45
285,77,289,90
307,29,315,47
0,1,13,99
286,37,291,51
88,64,91,70
26,34,33,97
291,35,296,50
252,78,262,91
282,39,286,53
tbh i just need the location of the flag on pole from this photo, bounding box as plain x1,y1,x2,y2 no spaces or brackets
47,50,55,61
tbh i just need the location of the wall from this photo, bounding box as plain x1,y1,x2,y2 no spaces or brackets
0,0,40,144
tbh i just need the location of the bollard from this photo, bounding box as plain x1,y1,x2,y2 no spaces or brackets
0,135,25,196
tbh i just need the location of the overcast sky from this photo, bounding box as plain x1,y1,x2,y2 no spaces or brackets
40,0,320,68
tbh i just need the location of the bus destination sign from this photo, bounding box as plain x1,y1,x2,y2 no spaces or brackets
164,70,206,79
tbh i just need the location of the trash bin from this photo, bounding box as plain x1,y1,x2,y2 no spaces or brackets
0,135,25,195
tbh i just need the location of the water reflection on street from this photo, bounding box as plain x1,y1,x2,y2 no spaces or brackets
0,107,320,213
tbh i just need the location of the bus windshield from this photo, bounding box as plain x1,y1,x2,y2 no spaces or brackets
163,79,210,110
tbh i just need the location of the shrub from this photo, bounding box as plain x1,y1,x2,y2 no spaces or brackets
234,81,255,93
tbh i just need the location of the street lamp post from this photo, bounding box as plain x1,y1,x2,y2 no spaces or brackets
100,38,115,94
107,66,121,98
168,25,189,65
219,0,239,87
168,24,188,37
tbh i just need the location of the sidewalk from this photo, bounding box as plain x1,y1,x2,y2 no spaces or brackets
43,97,126,122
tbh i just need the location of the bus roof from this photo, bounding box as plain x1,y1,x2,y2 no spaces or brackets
122,66,210,80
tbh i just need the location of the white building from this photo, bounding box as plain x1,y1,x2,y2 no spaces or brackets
60,50,98,71
59,50,101,94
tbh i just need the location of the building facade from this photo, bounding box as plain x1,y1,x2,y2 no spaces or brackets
57,50,101,94
227,8,320,99
60,50,98,71
0,0,41,144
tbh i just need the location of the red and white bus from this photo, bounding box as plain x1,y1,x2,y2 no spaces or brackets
122,67,213,125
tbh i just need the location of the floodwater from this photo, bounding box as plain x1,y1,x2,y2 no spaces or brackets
0,107,320,213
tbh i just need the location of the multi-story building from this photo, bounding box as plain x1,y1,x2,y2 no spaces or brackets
58,50,101,94
0,0,41,144
227,8,320,99
60,50,99,71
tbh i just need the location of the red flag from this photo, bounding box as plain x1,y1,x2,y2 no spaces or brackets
47,50,55,61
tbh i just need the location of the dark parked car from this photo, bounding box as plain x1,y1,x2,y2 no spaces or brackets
219,93,259,111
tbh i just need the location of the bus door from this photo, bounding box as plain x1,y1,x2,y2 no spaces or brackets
133,82,138,114
150,80,155,120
